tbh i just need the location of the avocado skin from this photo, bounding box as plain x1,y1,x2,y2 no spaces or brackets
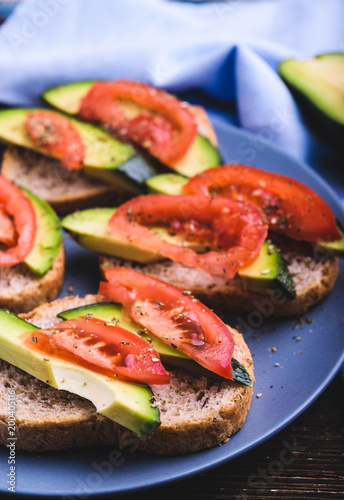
0,309,160,437
58,302,253,387
279,53,344,151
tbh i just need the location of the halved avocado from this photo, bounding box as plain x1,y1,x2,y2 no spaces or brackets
58,302,253,387
42,81,222,175
0,309,160,437
61,207,296,300
21,187,62,276
279,53,344,149
0,108,156,193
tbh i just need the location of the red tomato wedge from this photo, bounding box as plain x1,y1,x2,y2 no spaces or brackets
24,110,84,169
108,194,267,279
79,80,197,164
99,267,235,380
183,164,341,242
0,177,36,267
23,316,170,385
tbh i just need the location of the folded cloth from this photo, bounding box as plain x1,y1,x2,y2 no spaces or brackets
0,0,343,202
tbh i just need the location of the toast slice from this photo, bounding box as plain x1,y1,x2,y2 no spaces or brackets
0,294,254,455
0,244,65,314
99,239,339,317
1,147,131,215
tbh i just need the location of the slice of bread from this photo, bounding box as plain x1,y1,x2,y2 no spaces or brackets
0,294,254,455
99,240,339,317
1,147,130,215
0,244,65,314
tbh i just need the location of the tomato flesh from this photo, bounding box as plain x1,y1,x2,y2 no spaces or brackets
25,110,84,169
99,268,235,379
24,316,170,385
184,165,341,242
108,194,267,279
0,177,36,267
0,207,17,247
79,80,197,164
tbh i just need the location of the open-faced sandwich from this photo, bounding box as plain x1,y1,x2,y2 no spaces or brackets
0,268,254,455
62,164,343,317
0,176,64,313
0,81,221,213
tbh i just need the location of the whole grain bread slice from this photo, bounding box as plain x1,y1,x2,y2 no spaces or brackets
0,294,254,455
1,147,130,215
99,240,339,317
0,244,65,314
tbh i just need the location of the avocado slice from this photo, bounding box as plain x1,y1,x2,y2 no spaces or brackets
315,220,344,258
21,187,62,276
57,302,253,387
0,108,157,193
238,241,296,300
61,207,296,300
279,53,344,149
0,309,160,437
42,81,222,175
146,173,187,195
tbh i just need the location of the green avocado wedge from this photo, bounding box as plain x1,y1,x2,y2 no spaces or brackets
61,207,296,300
0,309,160,437
238,241,296,301
21,187,62,276
57,302,253,387
315,220,344,258
0,108,157,193
42,81,222,175
279,53,344,150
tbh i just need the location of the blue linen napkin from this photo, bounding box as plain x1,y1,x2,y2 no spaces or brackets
0,0,343,203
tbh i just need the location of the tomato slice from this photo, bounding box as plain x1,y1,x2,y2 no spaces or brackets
24,110,84,169
24,316,170,385
98,267,235,380
108,194,267,278
183,164,341,242
0,207,17,247
79,80,197,164
0,177,36,267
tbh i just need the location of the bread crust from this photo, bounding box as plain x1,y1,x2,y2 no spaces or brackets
0,244,65,314
99,250,339,318
0,294,254,454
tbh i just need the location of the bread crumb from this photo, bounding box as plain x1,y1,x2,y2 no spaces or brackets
256,393,263,399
